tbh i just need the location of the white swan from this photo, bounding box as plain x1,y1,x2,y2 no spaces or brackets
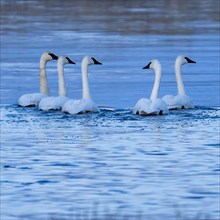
18,51,58,107
62,55,102,114
133,59,169,116
38,56,75,111
162,55,196,109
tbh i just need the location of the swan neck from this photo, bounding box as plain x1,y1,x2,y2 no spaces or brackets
175,62,186,95
150,67,161,100
40,59,50,95
57,62,67,97
81,63,91,99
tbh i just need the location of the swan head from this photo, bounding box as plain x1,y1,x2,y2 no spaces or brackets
41,51,58,61
176,55,196,65
58,55,76,65
82,55,102,66
143,59,161,70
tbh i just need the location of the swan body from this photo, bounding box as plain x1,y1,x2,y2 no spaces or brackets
62,99,99,114
133,59,169,116
38,96,70,111
134,98,168,116
62,55,102,114
39,56,75,111
162,95,177,108
163,94,194,109
18,51,58,107
162,55,196,110
18,93,47,107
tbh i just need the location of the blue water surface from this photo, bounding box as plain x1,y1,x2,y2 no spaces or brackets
1,105,220,220
1,0,220,219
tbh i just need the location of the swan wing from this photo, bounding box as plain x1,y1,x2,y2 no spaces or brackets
151,98,169,115
174,95,195,109
162,95,181,110
81,99,100,113
39,96,69,110
18,93,47,107
133,98,152,115
62,99,99,114
62,99,82,114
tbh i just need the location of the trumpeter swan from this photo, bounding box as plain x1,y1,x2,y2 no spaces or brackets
62,55,102,114
18,51,58,107
38,56,75,111
133,59,169,116
162,55,196,109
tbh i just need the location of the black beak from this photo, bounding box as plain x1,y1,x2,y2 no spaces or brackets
185,57,196,63
92,57,102,65
49,53,58,60
143,62,151,69
66,57,76,64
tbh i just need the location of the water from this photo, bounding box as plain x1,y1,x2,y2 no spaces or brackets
1,0,220,219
